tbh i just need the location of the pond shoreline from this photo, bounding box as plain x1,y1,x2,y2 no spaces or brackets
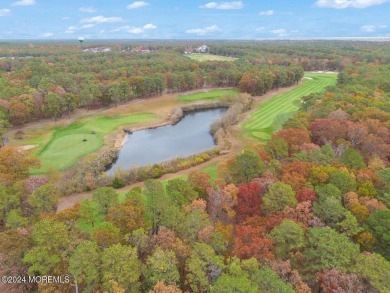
113,101,231,149
108,105,230,174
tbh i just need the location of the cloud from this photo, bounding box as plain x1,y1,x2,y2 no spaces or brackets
256,27,265,31
12,0,35,6
81,24,95,29
65,24,96,34
81,15,122,24
127,1,149,9
270,29,288,37
259,10,274,15
316,0,389,9
0,9,11,16
379,25,388,28
200,1,243,9
143,23,157,29
65,26,77,34
42,32,53,38
186,25,221,35
112,23,157,34
79,7,96,13
62,16,70,20
361,25,376,32
128,28,144,34
128,23,157,34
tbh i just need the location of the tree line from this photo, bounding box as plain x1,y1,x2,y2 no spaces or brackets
0,42,389,292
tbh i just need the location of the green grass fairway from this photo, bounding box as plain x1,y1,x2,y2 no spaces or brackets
200,162,218,180
32,113,158,174
186,54,238,62
178,89,238,103
242,73,337,141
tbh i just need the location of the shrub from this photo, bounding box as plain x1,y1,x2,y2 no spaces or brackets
111,177,125,189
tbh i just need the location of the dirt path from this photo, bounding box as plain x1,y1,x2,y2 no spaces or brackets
57,153,229,211
57,83,300,212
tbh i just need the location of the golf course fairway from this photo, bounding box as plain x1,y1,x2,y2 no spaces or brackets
243,72,337,141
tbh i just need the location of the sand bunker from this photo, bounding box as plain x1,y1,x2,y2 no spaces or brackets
20,144,38,150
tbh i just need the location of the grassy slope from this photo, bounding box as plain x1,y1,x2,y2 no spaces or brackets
178,89,238,103
30,113,158,174
243,73,337,141
186,54,238,62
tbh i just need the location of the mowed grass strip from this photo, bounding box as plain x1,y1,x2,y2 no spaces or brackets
186,54,238,62
242,73,337,141
32,113,159,174
178,89,238,103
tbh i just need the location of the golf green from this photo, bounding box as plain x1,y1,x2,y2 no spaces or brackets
33,113,158,174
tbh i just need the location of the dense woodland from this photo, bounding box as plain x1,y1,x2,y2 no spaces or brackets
0,41,389,293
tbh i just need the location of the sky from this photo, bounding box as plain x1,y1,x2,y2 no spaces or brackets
0,0,389,39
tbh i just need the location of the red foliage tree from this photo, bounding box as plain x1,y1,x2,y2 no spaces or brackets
236,182,263,222
233,224,274,262
188,171,211,198
318,269,372,293
296,188,317,203
310,119,348,146
281,161,313,191
283,201,314,227
273,128,311,154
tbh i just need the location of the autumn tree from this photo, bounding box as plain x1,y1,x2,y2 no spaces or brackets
0,146,40,185
264,137,289,160
78,199,96,227
69,241,101,293
101,244,141,292
313,197,347,228
23,219,70,275
143,180,169,235
43,93,64,121
337,211,362,237
211,257,259,293
351,252,390,293
364,210,390,259
188,171,211,198
0,109,9,146
236,182,263,221
233,225,274,262
145,248,180,290
296,187,316,203
329,171,357,193
300,227,360,276
28,183,59,217
92,222,121,248
307,144,335,166
253,266,295,293
106,196,145,234
339,148,366,169
273,128,311,155
92,187,119,214
318,269,372,293
269,220,305,259
186,242,224,293
5,208,28,229
263,182,297,215
228,149,266,185
149,282,182,293
0,182,24,226
166,178,198,206
207,183,238,224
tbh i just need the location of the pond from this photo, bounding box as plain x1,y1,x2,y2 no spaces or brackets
107,107,227,175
